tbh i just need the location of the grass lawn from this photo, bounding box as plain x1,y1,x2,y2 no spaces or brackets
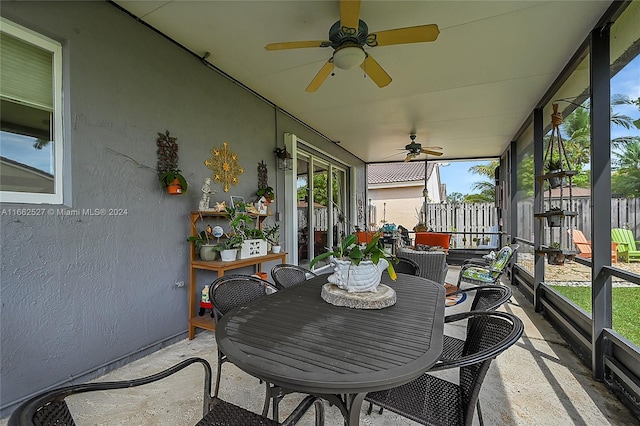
550,286,640,347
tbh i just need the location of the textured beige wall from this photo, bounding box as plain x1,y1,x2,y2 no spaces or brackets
368,185,424,230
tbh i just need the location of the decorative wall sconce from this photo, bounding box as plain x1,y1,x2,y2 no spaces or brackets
274,147,293,171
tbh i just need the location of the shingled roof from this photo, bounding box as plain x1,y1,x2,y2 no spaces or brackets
368,162,435,185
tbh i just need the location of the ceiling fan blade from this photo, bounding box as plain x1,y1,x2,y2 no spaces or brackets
306,60,334,92
367,24,440,47
340,0,361,30
360,54,392,88
265,40,331,51
421,149,444,156
424,146,443,150
404,154,412,162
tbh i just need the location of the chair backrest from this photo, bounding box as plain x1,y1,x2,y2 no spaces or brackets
569,229,592,258
211,275,276,320
391,257,421,276
438,311,524,425
468,285,512,311
612,228,637,251
489,245,516,276
271,264,317,290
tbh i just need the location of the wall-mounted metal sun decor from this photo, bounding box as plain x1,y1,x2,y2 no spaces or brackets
205,141,243,192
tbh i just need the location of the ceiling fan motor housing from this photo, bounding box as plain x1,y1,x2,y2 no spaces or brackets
329,20,368,48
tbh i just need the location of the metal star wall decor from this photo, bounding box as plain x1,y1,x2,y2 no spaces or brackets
205,141,243,192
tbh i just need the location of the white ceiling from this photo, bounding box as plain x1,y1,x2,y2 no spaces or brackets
114,0,611,163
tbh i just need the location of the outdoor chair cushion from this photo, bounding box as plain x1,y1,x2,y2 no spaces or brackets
414,232,451,253
457,245,515,288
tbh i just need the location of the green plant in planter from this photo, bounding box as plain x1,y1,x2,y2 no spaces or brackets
256,186,275,202
158,169,188,191
219,234,244,250
546,158,563,172
549,241,561,249
309,233,397,280
187,230,211,251
244,227,266,240
263,224,280,245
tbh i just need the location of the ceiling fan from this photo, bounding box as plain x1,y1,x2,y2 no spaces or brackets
264,0,440,92
402,134,443,162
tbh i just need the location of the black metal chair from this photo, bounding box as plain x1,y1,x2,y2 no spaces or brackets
392,256,421,276
271,264,317,290
366,311,524,426
8,357,324,426
441,285,512,362
210,275,278,403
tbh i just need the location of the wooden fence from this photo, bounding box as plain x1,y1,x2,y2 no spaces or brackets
423,197,639,247
517,197,640,241
299,198,639,247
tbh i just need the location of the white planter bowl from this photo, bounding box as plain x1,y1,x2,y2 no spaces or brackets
327,258,388,293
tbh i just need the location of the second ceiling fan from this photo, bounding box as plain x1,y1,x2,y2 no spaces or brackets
265,0,440,92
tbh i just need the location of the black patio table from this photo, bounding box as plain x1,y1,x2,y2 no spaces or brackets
215,273,445,425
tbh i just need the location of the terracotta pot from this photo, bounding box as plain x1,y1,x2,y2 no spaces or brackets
167,178,183,195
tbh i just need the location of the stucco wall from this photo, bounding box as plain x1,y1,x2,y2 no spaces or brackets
368,185,424,230
0,1,364,415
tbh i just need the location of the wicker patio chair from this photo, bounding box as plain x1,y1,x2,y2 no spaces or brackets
391,256,421,276
271,264,317,290
366,311,524,426
8,357,324,426
441,285,512,361
396,248,448,284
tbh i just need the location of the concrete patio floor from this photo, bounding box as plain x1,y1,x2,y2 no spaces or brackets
3,267,638,425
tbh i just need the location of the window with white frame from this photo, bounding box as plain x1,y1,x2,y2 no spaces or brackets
0,18,63,204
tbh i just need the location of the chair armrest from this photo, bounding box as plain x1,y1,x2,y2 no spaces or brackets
616,242,630,251
9,358,213,425
431,311,524,371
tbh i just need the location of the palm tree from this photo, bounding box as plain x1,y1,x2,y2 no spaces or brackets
467,160,499,202
612,140,640,197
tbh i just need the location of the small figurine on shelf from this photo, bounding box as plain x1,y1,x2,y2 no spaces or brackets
199,284,214,317
199,178,216,211
256,196,268,214
213,201,226,212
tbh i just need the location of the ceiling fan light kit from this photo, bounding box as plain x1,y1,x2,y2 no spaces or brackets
333,45,366,69
264,0,439,91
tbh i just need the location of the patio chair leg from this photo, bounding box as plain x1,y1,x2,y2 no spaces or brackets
214,350,224,398
477,399,484,426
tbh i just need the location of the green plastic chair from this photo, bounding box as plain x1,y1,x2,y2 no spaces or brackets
611,228,640,262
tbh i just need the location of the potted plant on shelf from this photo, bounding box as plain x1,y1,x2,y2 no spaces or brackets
547,206,564,227
310,232,397,293
256,186,275,203
545,158,563,189
547,241,565,265
159,169,188,195
218,234,244,261
263,224,281,253
226,203,267,259
186,229,220,261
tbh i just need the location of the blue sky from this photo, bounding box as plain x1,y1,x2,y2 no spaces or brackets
438,160,492,196
440,55,640,196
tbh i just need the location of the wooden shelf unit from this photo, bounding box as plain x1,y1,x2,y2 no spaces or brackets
188,211,286,339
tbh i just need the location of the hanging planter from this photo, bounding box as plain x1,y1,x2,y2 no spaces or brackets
547,250,565,265
543,104,573,189
546,208,564,227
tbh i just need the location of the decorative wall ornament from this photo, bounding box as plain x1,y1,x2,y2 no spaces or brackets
205,141,243,192
257,161,268,189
